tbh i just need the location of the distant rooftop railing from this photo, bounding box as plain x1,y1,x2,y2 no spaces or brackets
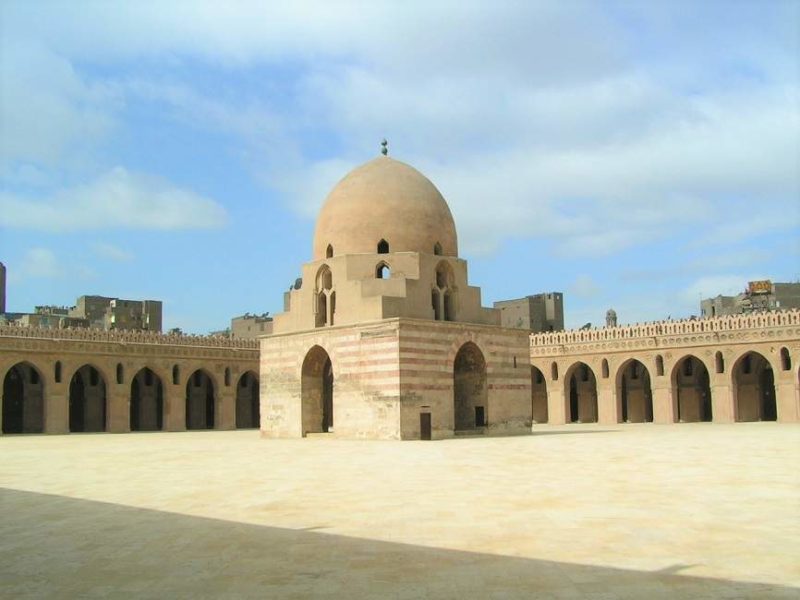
0,325,259,349
530,309,800,347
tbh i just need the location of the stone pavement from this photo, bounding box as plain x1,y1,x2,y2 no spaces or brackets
1,424,798,598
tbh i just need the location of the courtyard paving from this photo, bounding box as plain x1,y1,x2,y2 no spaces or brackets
1,423,798,599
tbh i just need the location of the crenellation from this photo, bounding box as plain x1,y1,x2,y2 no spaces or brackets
0,325,259,349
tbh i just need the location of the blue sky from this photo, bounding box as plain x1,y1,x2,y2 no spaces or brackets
1,1,798,332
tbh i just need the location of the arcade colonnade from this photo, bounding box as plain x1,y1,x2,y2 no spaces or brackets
0,327,259,434
530,310,800,425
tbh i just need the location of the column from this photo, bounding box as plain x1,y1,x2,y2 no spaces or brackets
776,378,799,423
217,388,236,430
597,382,617,424
164,383,186,431
651,383,674,424
711,382,735,423
45,383,69,434
107,386,130,433
547,383,566,425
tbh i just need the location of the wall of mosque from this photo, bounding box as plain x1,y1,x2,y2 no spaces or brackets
529,310,800,424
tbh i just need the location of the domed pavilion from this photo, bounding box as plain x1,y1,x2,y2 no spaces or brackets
260,151,531,439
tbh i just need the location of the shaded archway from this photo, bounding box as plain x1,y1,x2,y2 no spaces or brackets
185,369,215,430
69,365,106,432
236,371,260,429
2,362,44,433
733,352,776,422
130,367,163,431
564,362,597,423
671,356,712,422
616,359,653,423
453,342,487,430
531,366,548,423
301,346,333,435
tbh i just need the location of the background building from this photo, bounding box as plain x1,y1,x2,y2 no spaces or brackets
701,281,800,317
17,306,89,329
2,292,162,332
231,313,273,339
493,293,564,332
69,296,163,332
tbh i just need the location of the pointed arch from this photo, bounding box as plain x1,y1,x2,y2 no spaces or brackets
2,362,45,434
780,347,791,371
130,367,163,431
564,362,597,423
315,265,333,328
671,355,712,422
616,359,653,423
732,351,776,421
454,342,488,430
433,241,442,255
316,264,332,291
376,261,391,279
377,239,389,254
531,366,548,423
236,371,260,429
326,244,334,258
301,345,333,435
69,364,107,432
185,369,216,430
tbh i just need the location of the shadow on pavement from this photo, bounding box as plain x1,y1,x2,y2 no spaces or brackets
0,487,793,599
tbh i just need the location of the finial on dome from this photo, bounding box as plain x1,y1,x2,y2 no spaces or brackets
381,139,388,156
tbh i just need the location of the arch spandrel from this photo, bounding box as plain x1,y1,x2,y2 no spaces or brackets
445,333,488,371
0,360,46,387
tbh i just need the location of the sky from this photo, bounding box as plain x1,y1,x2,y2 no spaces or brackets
1,0,798,333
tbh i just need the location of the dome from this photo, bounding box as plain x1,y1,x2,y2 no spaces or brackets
313,156,458,260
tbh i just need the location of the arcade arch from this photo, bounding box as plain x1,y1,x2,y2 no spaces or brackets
302,346,333,435
2,362,44,434
531,365,548,423
671,355,712,422
185,369,215,430
454,342,487,430
130,367,163,431
69,364,107,432
616,359,653,423
732,351,776,422
236,371,260,429
564,362,597,423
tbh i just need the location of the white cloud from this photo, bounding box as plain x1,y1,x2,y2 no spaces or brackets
1,1,797,261
0,167,228,232
0,41,118,167
92,242,134,262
